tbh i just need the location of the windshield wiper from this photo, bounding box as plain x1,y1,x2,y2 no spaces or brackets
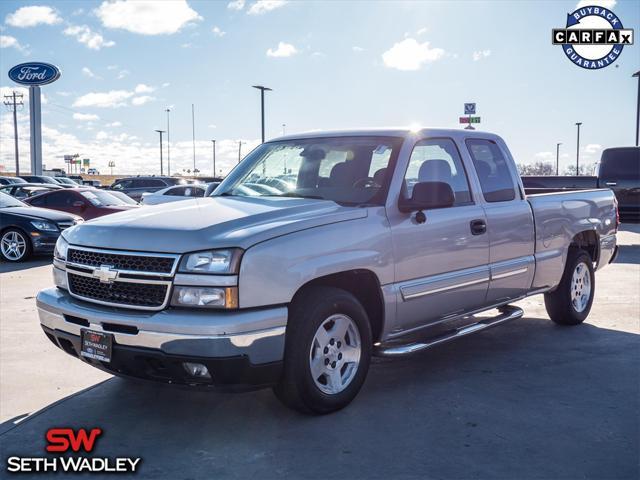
267,192,325,200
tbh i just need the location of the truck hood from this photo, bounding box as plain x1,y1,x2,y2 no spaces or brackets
62,196,366,253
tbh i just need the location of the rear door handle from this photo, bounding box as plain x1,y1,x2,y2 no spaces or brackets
470,219,487,235
605,182,617,186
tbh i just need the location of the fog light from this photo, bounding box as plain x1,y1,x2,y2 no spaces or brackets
52,266,68,290
183,362,211,379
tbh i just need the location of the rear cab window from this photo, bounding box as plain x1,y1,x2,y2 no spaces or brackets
466,138,517,202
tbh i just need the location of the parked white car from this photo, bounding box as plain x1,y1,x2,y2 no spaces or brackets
140,184,207,205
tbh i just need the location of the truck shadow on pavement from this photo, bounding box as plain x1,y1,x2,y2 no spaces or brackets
1,316,638,479
0,258,50,274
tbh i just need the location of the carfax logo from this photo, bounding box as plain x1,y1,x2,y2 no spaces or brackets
552,5,634,69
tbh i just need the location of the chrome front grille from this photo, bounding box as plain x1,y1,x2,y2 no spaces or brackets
65,246,178,310
57,222,74,231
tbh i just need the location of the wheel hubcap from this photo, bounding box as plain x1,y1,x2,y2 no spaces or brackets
1,231,26,260
570,262,591,313
309,313,361,395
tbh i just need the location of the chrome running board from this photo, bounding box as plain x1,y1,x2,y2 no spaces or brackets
374,305,524,357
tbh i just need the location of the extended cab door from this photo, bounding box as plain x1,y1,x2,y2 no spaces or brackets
387,137,490,334
465,138,535,304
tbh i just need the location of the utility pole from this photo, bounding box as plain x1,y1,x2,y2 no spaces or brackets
633,70,640,146
108,160,115,175
165,108,171,175
3,91,24,175
252,85,272,143
282,123,286,136
191,104,196,172
575,122,582,176
556,142,562,176
155,129,165,175
238,141,244,164
211,140,216,178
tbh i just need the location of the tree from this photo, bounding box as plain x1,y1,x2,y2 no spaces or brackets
563,164,596,176
517,162,555,176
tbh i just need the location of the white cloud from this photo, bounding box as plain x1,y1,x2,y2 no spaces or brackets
82,67,98,78
96,0,202,35
131,95,155,106
64,25,115,50
181,42,192,48
584,144,603,154
105,121,122,127
534,151,553,160
73,90,135,108
248,0,287,15
117,70,129,79
73,113,100,121
416,27,428,36
266,41,297,57
575,0,616,8
0,35,26,52
56,91,72,97
352,46,365,52
5,6,61,28
134,83,155,94
472,49,491,61
162,82,170,88
208,124,217,129
382,38,445,71
227,0,245,10
212,26,226,37
107,65,118,70
96,131,109,141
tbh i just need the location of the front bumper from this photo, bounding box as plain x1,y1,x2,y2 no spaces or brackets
37,288,287,388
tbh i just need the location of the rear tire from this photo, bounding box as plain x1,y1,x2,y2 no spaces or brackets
544,249,595,325
274,286,372,414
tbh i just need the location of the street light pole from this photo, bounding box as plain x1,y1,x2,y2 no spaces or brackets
575,122,582,176
633,70,640,146
155,129,165,175
252,85,272,143
211,140,216,178
282,123,286,136
165,108,171,175
556,142,562,176
238,141,243,164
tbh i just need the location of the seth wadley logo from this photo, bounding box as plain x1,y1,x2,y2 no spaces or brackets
5,428,141,474
552,5,634,69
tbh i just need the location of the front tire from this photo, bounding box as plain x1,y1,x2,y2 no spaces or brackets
544,249,595,325
0,228,31,262
274,286,372,414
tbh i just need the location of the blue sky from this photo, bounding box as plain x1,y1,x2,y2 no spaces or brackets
0,0,638,176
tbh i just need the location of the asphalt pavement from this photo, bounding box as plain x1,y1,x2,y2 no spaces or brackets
0,224,638,479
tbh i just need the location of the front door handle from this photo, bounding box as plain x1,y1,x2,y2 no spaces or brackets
605,182,617,187
470,219,487,235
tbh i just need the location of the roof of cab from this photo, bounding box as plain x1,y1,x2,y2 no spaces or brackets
268,127,502,143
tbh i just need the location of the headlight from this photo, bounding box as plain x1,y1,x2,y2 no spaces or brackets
171,286,238,309
54,236,69,260
179,249,243,274
31,220,58,232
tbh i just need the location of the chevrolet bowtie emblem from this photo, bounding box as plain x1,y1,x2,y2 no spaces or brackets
92,265,118,284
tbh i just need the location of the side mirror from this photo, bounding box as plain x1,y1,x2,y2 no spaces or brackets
399,181,455,213
204,183,219,197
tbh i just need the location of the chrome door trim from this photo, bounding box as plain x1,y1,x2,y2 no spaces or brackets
402,277,490,300
491,267,529,280
399,265,490,301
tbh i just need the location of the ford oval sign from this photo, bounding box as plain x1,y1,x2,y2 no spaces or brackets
8,62,60,86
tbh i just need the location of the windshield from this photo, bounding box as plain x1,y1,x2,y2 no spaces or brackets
57,178,78,185
80,190,129,206
215,136,403,206
0,191,26,208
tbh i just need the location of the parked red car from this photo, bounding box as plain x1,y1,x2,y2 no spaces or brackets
25,188,138,220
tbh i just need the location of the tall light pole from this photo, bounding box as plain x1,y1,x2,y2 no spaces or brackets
556,142,562,176
575,122,582,176
252,85,272,143
155,129,165,175
633,70,640,146
211,139,216,178
238,141,244,164
191,104,196,172
282,123,286,136
165,108,171,175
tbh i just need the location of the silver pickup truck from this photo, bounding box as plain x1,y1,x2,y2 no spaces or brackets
37,128,619,414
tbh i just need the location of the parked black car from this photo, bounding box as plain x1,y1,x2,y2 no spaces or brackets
522,146,639,221
0,192,81,262
0,183,64,199
110,176,187,201
19,175,72,188
0,176,27,185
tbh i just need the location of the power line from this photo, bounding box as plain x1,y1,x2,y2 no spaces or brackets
3,91,24,175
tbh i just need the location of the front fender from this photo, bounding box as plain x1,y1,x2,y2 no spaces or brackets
238,207,393,308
